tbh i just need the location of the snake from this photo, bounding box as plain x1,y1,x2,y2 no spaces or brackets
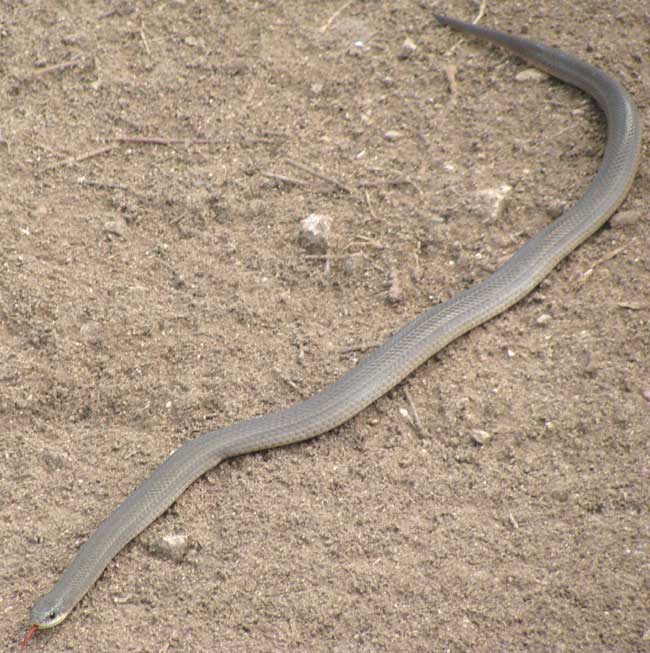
24,12,642,646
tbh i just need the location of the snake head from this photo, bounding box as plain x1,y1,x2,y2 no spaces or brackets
29,595,69,629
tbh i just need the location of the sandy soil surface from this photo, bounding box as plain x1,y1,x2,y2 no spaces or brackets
2,1,649,651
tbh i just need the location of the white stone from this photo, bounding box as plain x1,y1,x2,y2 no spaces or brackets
299,213,332,253
475,184,513,220
515,68,548,83
397,37,417,60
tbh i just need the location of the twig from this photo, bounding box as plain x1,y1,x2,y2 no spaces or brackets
324,252,332,275
444,0,489,56
443,63,458,104
617,302,646,311
285,158,353,194
304,253,362,260
29,54,82,78
77,177,128,191
412,251,422,283
365,189,379,221
403,387,426,437
387,261,403,304
46,145,117,170
340,342,376,354
115,136,220,146
577,246,626,289
363,165,423,194
140,26,151,57
473,0,488,24
274,368,305,398
351,234,385,250
320,0,355,33
261,171,309,187
535,123,576,144
98,4,135,19
358,178,422,193
594,246,627,265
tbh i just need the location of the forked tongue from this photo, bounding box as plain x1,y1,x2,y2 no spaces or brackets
21,625,39,648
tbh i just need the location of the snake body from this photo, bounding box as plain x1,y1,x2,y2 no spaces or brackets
27,13,641,636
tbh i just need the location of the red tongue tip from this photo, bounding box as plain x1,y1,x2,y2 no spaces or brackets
21,625,39,648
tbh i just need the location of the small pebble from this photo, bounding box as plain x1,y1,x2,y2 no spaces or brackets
343,254,362,275
617,301,644,311
184,36,204,48
515,68,548,83
387,278,403,304
610,209,642,229
42,451,66,472
397,37,417,60
546,199,567,220
298,213,332,254
80,321,103,346
61,33,85,46
384,130,402,142
642,389,650,404
581,354,598,378
471,429,492,445
536,313,552,326
146,534,190,562
475,184,512,220
104,218,127,238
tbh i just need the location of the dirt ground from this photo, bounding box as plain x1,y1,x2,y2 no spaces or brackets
1,1,649,651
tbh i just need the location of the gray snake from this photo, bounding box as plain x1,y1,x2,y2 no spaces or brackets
24,13,642,644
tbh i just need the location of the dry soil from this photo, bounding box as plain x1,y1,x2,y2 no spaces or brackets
1,1,649,652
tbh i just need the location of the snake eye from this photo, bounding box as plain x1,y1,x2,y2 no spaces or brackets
48,610,57,621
